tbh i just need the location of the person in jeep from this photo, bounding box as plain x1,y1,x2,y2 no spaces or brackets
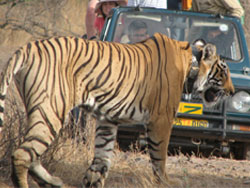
203,25,234,57
127,20,150,43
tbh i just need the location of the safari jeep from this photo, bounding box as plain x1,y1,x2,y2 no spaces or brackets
99,6,250,159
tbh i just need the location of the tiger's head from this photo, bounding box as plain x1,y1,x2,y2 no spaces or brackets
188,40,235,107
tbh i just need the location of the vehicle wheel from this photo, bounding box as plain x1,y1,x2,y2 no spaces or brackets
232,142,250,160
245,144,250,160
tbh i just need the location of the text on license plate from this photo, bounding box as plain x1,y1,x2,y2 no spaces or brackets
174,118,209,128
178,102,203,115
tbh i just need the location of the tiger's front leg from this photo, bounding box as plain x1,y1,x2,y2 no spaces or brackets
83,122,118,188
147,117,173,186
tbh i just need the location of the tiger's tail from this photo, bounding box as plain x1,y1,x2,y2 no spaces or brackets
0,47,27,130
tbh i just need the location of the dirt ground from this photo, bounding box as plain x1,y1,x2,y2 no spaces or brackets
1,145,250,188
1,0,250,187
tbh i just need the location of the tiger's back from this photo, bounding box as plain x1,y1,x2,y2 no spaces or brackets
9,34,190,125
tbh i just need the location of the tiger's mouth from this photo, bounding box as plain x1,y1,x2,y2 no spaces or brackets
203,87,224,106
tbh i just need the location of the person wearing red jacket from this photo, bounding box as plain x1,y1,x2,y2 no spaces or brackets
85,0,127,39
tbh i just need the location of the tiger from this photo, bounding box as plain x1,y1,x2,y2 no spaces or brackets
0,32,234,188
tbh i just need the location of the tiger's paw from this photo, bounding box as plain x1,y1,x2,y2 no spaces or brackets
82,169,105,188
82,160,109,188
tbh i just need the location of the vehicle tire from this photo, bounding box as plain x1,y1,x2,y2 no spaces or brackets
245,144,250,160
232,142,250,160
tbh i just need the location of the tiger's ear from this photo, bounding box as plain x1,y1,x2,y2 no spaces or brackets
201,43,217,61
192,39,206,49
193,39,217,60
191,39,206,62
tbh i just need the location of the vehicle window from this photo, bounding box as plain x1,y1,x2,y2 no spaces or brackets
113,12,241,61
187,18,241,61
114,13,169,44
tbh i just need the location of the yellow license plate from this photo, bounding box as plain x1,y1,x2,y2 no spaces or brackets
178,102,203,115
173,118,209,128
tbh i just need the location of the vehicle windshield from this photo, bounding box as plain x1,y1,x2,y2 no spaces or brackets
113,12,241,61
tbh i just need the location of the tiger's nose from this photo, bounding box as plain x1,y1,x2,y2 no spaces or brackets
229,84,235,96
226,86,235,96
230,89,234,96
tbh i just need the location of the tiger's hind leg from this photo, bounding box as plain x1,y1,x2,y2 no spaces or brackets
11,111,63,188
83,122,118,188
